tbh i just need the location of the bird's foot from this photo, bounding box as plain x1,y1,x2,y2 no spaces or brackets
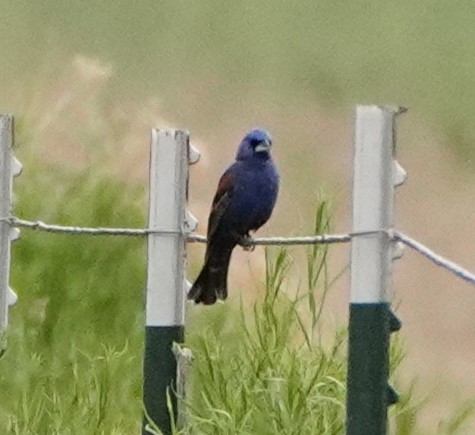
238,234,255,251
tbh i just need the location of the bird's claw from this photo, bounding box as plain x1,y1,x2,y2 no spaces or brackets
239,234,255,251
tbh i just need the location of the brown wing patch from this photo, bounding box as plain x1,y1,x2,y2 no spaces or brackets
207,169,234,241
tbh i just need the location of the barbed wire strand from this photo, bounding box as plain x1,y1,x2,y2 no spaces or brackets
2,216,474,286
394,231,475,286
8,217,152,236
4,216,355,244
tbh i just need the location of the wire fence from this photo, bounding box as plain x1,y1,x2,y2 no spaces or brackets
393,231,475,286
3,113,475,435
2,214,474,286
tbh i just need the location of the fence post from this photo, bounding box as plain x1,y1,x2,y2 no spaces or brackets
346,105,406,435
142,129,193,435
0,115,21,334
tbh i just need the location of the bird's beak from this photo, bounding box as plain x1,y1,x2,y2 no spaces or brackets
255,139,271,152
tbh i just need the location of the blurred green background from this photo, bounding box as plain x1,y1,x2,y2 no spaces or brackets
1,0,475,163
1,1,475,433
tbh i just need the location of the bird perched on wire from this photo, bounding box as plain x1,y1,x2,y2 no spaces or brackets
188,129,279,305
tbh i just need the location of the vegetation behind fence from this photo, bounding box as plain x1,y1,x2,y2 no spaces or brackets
1,148,473,434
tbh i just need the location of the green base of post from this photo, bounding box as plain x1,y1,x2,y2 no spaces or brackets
142,325,184,435
346,303,392,435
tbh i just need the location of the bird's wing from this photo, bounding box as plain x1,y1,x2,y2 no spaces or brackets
207,166,235,240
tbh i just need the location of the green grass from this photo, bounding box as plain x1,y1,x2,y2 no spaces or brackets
0,154,472,434
184,247,347,435
2,158,147,434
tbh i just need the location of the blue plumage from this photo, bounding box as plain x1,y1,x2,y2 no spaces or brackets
188,129,279,305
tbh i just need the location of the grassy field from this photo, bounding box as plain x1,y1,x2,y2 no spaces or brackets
2,161,146,433
0,166,354,434
0,153,470,434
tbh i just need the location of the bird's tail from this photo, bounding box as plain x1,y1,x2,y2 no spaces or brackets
188,245,234,305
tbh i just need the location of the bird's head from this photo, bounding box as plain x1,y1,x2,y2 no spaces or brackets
236,129,273,161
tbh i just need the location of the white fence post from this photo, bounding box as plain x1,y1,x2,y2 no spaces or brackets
346,105,407,435
0,115,21,333
142,129,197,435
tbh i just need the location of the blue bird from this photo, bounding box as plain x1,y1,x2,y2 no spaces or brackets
188,129,279,305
